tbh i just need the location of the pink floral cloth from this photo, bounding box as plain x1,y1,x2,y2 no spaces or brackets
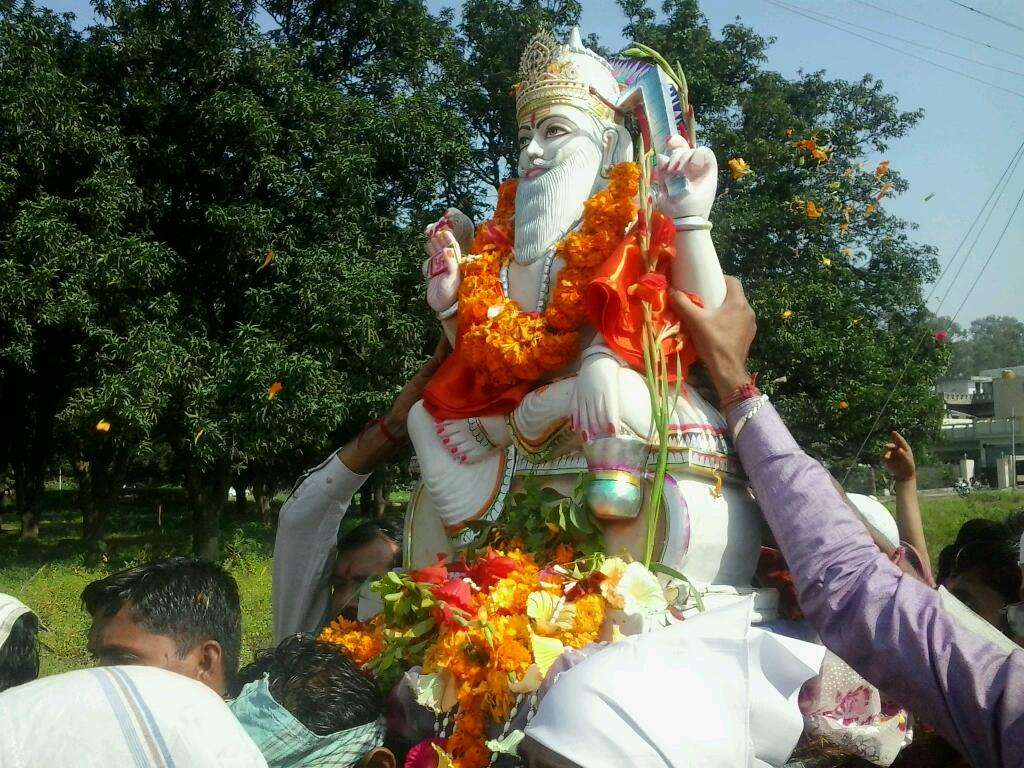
799,650,912,766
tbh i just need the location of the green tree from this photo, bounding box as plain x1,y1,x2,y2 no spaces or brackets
0,0,169,542
78,0,467,557
618,0,950,462
947,315,1024,377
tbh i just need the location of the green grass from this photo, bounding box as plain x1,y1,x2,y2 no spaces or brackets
3,487,1023,678
0,489,277,677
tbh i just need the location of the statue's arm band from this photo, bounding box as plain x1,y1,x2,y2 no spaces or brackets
436,302,459,320
673,216,713,231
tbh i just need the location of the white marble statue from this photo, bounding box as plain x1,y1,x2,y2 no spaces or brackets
404,29,768,612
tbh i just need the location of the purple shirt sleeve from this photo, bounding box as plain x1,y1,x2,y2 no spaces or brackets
729,398,1024,768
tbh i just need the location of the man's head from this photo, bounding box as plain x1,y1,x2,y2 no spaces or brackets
512,29,632,264
81,557,241,695
937,519,1021,631
0,594,40,693
233,634,394,768
331,520,401,622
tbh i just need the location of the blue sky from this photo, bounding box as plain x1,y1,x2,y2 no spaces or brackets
38,0,1024,324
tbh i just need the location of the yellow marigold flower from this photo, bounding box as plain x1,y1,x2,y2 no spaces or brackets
95,419,111,432
821,257,832,267
727,157,752,181
782,309,794,319
864,203,876,217
805,201,823,219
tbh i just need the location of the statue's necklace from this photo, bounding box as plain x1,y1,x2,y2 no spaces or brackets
503,216,582,312
500,247,557,313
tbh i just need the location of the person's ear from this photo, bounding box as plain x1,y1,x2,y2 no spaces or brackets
362,747,397,768
196,639,225,692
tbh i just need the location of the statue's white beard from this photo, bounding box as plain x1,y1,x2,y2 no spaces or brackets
514,142,603,265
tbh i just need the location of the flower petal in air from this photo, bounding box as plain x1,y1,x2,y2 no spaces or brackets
267,381,283,400
95,419,111,433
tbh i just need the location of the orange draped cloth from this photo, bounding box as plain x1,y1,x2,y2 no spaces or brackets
585,210,702,383
423,211,700,420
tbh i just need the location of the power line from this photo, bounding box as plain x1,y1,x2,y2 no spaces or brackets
841,136,1024,481
786,2,1024,78
944,0,1024,34
853,0,1024,64
762,0,1024,99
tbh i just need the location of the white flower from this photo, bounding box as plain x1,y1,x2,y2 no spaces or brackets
486,303,505,319
616,561,668,616
413,670,458,713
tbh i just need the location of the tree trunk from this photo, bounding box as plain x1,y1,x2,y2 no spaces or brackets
184,460,231,561
233,471,248,518
252,475,272,525
358,473,388,519
13,461,42,540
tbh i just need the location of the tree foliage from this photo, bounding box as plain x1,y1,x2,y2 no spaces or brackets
0,0,957,554
946,315,1024,377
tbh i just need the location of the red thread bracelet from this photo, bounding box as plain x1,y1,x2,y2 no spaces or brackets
357,417,404,449
374,417,403,448
720,374,760,411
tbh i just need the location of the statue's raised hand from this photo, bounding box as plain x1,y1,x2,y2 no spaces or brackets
655,135,718,221
423,208,474,314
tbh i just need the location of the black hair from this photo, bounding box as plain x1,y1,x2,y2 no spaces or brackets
81,557,242,681
937,518,1021,604
337,518,402,554
0,611,41,692
236,633,383,735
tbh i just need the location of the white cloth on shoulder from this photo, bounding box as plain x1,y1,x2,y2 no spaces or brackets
524,597,825,767
0,593,32,651
0,665,267,768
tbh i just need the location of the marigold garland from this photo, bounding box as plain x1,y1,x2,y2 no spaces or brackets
457,163,640,390
320,546,660,768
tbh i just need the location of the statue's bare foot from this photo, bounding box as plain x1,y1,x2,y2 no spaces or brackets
436,416,508,464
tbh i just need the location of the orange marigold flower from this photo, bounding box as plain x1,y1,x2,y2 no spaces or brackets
838,400,849,410
552,543,575,565
267,381,283,400
319,616,383,665
875,160,890,178
95,419,111,433
727,157,752,181
804,201,823,219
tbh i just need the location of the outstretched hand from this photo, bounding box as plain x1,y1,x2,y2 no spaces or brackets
668,276,756,401
883,431,917,482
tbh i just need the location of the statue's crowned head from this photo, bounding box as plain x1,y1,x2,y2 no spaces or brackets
512,28,632,265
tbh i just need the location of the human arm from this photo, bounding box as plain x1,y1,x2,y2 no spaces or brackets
272,338,448,639
669,281,1024,767
883,430,931,570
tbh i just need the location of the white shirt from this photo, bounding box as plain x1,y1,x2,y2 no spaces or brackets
0,665,267,768
272,451,368,641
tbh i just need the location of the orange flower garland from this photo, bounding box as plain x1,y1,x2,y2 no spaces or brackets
457,163,640,390
319,615,383,665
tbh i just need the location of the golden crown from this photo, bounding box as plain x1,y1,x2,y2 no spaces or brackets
515,29,620,123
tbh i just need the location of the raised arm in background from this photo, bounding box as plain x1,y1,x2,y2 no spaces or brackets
883,429,933,580
669,279,1024,768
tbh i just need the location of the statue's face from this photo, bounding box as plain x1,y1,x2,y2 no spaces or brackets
513,103,609,263
516,105,603,181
